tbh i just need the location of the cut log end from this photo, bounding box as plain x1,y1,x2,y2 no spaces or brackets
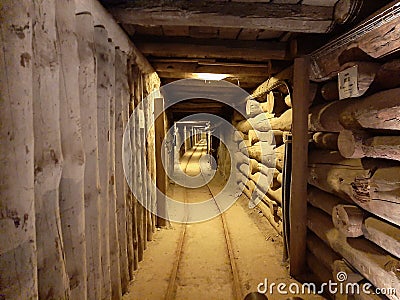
338,130,364,158
332,204,364,238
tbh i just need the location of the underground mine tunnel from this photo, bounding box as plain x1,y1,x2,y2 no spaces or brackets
1,0,400,299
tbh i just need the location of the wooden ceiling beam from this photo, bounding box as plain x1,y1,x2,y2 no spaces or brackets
107,2,335,33
135,37,289,61
153,63,272,77
162,78,259,90
158,71,268,85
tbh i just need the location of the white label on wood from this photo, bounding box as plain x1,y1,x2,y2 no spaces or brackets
139,109,145,128
338,65,359,100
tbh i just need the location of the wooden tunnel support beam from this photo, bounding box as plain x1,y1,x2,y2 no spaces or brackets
135,38,289,61
290,56,310,276
108,2,335,33
155,97,168,227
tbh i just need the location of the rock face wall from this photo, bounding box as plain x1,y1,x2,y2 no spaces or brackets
0,0,160,298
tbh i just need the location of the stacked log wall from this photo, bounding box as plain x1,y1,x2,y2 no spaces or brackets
306,53,400,299
0,0,160,298
233,67,293,235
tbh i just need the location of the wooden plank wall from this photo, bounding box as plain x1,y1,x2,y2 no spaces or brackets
0,0,160,298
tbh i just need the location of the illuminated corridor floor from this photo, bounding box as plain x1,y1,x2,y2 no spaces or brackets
123,144,324,300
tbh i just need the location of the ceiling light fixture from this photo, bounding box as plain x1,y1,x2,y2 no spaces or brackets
191,73,229,80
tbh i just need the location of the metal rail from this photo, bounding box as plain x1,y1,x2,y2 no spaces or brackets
165,142,243,300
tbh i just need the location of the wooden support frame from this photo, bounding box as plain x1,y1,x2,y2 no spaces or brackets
135,38,288,61
108,2,335,33
289,56,310,276
154,97,168,227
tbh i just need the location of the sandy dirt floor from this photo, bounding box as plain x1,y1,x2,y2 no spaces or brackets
123,143,325,300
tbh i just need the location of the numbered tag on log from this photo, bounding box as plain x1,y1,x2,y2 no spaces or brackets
338,65,359,100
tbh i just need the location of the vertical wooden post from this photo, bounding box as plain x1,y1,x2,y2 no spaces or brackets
107,38,122,300
132,68,145,262
32,0,71,297
289,56,310,277
143,78,155,242
127,61,138,272
115,48,130,293
129,101,140,269
94,25,112,298
76,11,102,300
0,1,38,298
155,97,168,227
140,74,149,250
56,1,87,297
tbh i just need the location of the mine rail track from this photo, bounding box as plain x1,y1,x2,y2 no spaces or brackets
165,141,243,300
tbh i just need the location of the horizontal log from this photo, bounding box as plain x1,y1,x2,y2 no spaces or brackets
269,108,292,131
362,217,400,259
251,172,273,194
332,204,365,238
307,206,400,300
338,61,381,99
320,60,400,101
239,163,251,178
274,130,284,146
249,159,261,175
238,139,252,150
308,100,351,132
233,130,247,142
307,186,348,216
256,198,282,235
309,1,400,81
153,62,272,77
338,130,400,161
241,182,253,200
109,2,335,33
321,81,339,101
236,113,274,133
246,142,276,166
234,152,249,166
255,187,278,209
276,172,282,185
275,144,285,172
236,172,249,186
306,252,334,285
257,163,277,178
283,94,293,109
232,112,245,124
372,59,400,91
340,88,400,130
252,66,293,99
307,232,341,272
134,37,288,61
248,130,274,145
312,132,338,150
308,150,400,225
265,91,288,115
246,99,270,117
266,187,282,206
270,175,281,190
